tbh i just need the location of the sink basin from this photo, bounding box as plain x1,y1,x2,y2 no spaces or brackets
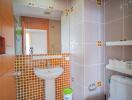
34,67,64,100
34,67,64,79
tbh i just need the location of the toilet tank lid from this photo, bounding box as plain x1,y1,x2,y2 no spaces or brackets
111,75,132,86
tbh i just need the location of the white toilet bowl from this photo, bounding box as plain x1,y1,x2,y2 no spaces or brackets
109,75,132,100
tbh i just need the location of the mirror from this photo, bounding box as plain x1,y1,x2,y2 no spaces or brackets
13,0,70,55
25,29,48,54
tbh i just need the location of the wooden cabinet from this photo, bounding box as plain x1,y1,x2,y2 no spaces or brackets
0,0,16,99
0,0,14,52
0,0,13,23
2,18,14,49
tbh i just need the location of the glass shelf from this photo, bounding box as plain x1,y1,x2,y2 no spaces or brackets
106,40,132,46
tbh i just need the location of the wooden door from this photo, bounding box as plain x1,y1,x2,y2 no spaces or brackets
0,0,16,100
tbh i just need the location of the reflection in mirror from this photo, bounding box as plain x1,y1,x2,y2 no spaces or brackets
25,29,48,54
14,0,70,55
21,16,62,55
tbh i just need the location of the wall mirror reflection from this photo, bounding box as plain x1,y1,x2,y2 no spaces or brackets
14,0,70,55
25,29,48,54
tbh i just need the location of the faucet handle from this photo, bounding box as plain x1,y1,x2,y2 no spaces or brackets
47,61,50,65
29,47,33,55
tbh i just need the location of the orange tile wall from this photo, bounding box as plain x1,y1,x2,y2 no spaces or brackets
15,53,70,100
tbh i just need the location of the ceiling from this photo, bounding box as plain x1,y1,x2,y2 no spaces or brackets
13,0,70,20
13,4,62,20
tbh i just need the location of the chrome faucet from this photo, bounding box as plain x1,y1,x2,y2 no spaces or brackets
46,60,51,68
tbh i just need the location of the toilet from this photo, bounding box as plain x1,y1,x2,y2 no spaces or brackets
108,75,132,100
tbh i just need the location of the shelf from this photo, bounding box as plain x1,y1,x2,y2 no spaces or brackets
106,65,132,76
106,40,132,46
32,55,63,60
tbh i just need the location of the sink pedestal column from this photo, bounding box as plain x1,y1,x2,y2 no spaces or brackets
45,79,55,100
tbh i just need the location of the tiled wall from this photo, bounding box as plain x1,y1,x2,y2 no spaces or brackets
61,13,70,53
15,53,70,100
70,0,84,99
105,0,132,61
70,0,105,100
83,0,105,100
105,0,132,98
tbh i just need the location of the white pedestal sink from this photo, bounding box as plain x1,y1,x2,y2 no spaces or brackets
34,67,64,100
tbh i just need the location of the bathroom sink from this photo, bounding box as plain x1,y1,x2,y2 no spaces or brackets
34,67,64,79
34,67,64,100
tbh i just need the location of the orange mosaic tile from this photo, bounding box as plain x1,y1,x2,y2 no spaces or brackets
15,53,71,100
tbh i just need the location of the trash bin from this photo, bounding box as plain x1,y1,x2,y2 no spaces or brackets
63,88,73,100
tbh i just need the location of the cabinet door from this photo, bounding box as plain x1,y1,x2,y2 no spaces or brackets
0,53,16,100
2,20,15,50
0,0,15,52
0,0,16,100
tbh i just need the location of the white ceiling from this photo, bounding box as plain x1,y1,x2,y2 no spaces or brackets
13,3,62,20
13,0,70,20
